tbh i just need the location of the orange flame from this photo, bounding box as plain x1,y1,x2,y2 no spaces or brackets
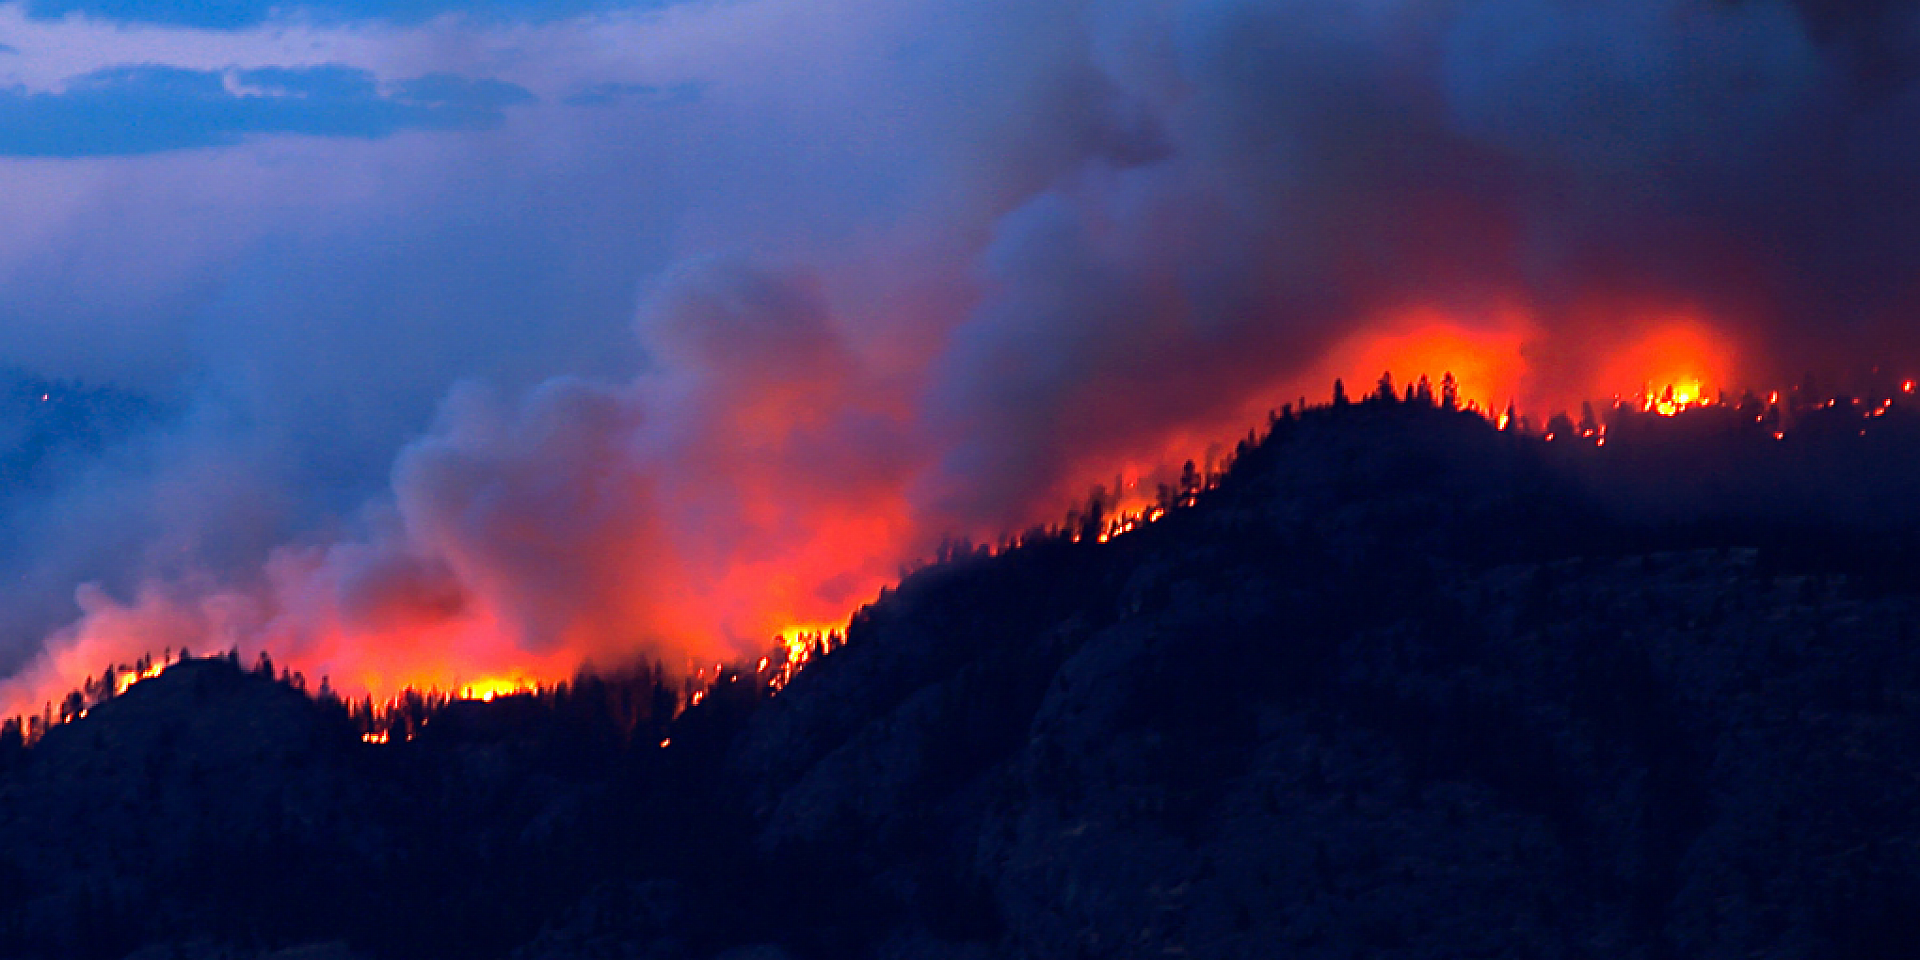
0,300,1772,731
1593,322,1738,413
1295,305,1533,413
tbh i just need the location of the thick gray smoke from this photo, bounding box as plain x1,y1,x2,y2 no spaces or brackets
3,0,1919,703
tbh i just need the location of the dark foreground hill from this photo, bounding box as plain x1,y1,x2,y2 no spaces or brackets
4,399,1920,959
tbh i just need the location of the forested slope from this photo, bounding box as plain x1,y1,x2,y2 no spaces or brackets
5,399,1919,959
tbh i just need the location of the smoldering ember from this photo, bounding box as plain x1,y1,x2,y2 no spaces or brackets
6,0,1920,957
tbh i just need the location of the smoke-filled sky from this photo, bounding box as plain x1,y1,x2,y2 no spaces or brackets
2,0,1919,705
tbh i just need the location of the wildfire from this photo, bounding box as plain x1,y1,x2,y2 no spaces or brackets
1638,380,1713,416
1082,502,1175,544
460,676,538,702
1301,307,1531,415
115,659,166,696
5,289,1912,752
1596,323,1735,412
762,624,847,692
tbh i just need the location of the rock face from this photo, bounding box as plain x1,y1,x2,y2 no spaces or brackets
4,400,1920,960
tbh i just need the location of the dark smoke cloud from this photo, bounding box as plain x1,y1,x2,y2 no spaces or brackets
8,0,1920,702
918,0,1920,525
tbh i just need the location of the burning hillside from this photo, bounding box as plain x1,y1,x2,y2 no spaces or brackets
5,0,1920,953
11,359,1919,748
3,308,1795,730
6,395,1920,959
12,0,1920,744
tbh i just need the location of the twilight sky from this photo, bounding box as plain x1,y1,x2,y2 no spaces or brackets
2,0,1919,702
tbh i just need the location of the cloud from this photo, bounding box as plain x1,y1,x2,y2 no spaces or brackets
20,0,654,29
562,80,703,107
0,63,533,155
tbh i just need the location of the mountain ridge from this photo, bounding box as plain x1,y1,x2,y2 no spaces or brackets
5,398,1919,959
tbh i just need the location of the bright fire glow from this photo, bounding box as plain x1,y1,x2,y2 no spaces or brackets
762,621,848,692
1642,379,1710,416
1594,323,1737,415
1294,305,1533,414
114,659,165,696
0,298,1868,743
461,676,535,702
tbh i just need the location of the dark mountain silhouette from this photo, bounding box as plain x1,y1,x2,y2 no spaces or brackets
5,395,1920,959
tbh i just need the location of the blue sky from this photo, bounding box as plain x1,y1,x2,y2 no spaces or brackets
20,0,658,28
0,64,531,154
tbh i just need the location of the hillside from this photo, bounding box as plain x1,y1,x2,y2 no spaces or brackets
4,399,1920,959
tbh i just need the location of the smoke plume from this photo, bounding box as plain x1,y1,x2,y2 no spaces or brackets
6,0,1920,707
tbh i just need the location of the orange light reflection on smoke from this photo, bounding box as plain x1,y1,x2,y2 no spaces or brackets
1593,323,1738,412
2,307,1758,727
1294,306,1534,413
